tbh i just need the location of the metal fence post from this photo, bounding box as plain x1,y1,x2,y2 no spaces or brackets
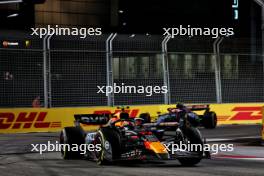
162,35,171,104
106,33,117,106
213,37,224,103
43,34,53,108
43,34,49,108
47,34,53,108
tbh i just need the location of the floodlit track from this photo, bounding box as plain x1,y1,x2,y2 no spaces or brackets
0,125,263,176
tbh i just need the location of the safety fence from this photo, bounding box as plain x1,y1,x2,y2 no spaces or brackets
0,31,263,107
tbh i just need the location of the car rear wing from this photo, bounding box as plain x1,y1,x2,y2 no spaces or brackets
74,114,111,125
186,104,210,111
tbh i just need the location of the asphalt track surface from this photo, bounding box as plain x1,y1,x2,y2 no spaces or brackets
0,124,263,176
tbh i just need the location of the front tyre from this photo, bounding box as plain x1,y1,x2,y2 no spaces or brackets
94,127,121,165
178,127,203,166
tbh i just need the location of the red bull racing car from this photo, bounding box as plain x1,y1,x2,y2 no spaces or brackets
60,106,210,166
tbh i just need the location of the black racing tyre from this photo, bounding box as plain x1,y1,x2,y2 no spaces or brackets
60,127,85,159
139,113,151,123
202,111,217,129
94,127,121,165
178,127,203,166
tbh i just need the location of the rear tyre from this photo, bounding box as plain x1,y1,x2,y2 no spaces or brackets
178,127,203,166
60,127,85,159
202,111,217,129
94,127,121,165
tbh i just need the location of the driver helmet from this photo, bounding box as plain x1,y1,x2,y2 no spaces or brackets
134,117,144,126
121,120,134,130
176,103,185,109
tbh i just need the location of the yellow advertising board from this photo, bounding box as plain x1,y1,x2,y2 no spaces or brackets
0,103,263,133
262,106,264,144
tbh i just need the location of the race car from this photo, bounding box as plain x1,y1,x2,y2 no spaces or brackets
141,104,217,129
60,107,210,166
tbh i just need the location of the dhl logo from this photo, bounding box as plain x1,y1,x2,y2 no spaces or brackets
230,107,262,121
93,109,140,118
218,106,262,121
0,112,61,129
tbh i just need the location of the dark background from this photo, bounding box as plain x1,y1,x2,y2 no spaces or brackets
117,0,260,38
0,0,261,37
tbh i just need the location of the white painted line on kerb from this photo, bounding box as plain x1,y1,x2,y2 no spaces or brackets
206,136,261,142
